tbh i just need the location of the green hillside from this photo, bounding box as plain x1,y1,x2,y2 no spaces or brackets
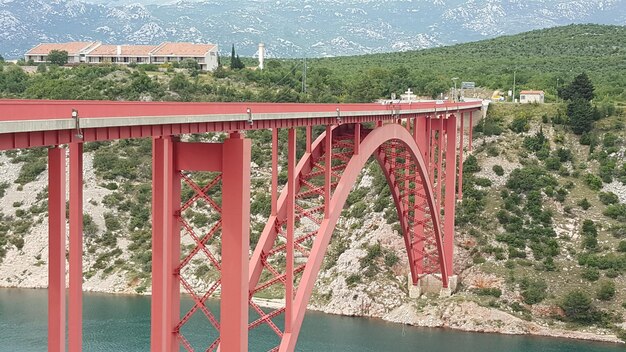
308,24,626,102
0,24,624,103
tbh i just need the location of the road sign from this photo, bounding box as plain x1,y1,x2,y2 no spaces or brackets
461,82,475,89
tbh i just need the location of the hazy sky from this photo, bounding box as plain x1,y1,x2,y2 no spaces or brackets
87,0,176,4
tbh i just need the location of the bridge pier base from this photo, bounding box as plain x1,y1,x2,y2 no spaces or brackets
408,274,458,298
408,280,421,299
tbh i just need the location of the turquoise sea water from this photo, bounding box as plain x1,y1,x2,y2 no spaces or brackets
0,288,623,351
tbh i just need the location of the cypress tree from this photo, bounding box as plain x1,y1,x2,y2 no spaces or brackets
560,73,596,134
567,98,594,135
230,44,236,69
230,45,245,70
559,72,594,101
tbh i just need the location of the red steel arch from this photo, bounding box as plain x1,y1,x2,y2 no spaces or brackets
248,123,449,351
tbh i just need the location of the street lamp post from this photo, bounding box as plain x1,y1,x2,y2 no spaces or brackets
451,77,459,102
556,77,560,104
512,70,516,103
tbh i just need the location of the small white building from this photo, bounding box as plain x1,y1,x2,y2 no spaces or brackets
519,90,545,104
25,41,219,71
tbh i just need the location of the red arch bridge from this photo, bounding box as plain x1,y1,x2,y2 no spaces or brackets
0,99,481,352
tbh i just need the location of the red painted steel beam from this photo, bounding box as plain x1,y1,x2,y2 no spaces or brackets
174,142,223,171
469,111,474,152
285,128,296,333
305,126,312,154
166,137,181,352
0,99,481,121
271,128,279,217
444,115,458,277
324,125,332,219
48,146,66,352
458,112,464,200
220,133,251,351
354,123,360,155
69,142,83,352
151,137,166,352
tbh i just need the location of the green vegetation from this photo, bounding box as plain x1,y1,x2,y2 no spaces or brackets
597,280,616,301
0,24,624,104
473,287,502,298
230,44,245,70
519,277,548,305
561,290,596,323
47,50,68,66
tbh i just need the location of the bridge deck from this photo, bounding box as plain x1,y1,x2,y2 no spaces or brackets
0,99,482,150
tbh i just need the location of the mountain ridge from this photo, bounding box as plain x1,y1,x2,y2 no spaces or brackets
0,0,624,59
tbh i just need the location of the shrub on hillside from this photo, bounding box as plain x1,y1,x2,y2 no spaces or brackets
523,129,548,152
604,204,626,222
583,173,603,191
476,118,503,136
15,159,46,185
519,277,548,305
581,267,600,281
544,156,562,171
509,116,530,133
596,280,616,301
560,290,597,323
506,166,557,193
611,225,626,238
598,192,619,205
577,198,591,210
463,155,481,173
492,165,504,176
473,287,502,298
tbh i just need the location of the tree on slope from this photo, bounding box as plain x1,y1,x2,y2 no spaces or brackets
230,44,244,70
567,98,595,135
560,73,597,135
559,72,594,101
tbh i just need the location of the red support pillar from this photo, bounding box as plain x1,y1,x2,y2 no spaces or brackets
69,142,83,352
324,125,332,219
151,137,166,352
435,119,443,209
416,116,427,161
305,125,312,154
48,146,66,352
354,123,360,155
151,136,180,352
271,128,279,217
468,111,473,152
285,128,296,333
166,137,181,352
220,132,251,351
414,116,428,282
458,112,464,200
444,115,458,277
427,116,433,181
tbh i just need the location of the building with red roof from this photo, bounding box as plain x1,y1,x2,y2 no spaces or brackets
25,41,219,71
519,90,545,104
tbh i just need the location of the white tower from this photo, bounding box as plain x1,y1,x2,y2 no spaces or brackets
258,43,265,70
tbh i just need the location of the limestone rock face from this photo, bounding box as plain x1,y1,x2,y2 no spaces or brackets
383,300,621,344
